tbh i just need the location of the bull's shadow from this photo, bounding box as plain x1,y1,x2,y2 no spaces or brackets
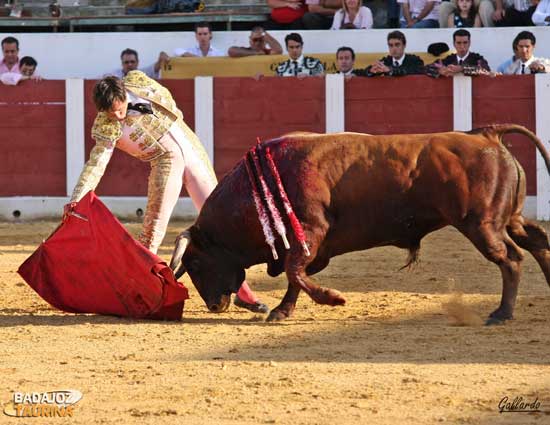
167,295,550,365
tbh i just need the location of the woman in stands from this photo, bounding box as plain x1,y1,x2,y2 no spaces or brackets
447,0,481,27
331,0,373,29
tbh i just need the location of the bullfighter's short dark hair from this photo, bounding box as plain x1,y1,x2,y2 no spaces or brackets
93,76,127,112
336,46,355,60
387,31,406,46
453,29,471,41
285,33,303,47
513,31,536,49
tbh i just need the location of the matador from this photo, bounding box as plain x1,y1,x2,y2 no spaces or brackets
66,71,268,313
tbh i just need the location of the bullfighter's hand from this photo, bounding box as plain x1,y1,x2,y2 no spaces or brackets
63,202,77,221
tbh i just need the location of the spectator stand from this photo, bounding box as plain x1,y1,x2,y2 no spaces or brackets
0,0,270,32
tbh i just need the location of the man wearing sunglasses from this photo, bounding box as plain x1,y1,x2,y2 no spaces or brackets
107,48,157,79
228,26,283,57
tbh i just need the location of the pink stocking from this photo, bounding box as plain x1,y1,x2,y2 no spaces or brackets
236,280,259,304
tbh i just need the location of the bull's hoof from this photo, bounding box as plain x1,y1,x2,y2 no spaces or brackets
485,310,513,326
266,309,291,322
485,317,507,326
311,287,346,306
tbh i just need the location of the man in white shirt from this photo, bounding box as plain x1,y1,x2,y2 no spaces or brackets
398,0,441,28
532,0,550,25
499,31,550,74
155,22,224,74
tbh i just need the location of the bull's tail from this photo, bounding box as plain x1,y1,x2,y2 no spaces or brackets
483,124,550,174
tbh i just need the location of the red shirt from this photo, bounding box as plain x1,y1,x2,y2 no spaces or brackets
271,1,307,24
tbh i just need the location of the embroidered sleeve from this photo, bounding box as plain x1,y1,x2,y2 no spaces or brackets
305,57,324,76
69,114,120,202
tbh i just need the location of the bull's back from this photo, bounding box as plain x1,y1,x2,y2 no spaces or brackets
270,131,518,253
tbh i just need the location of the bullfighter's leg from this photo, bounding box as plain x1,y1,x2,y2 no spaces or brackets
172,123,267,311
139,151,184,254
459,222,524,324
507,217,550,285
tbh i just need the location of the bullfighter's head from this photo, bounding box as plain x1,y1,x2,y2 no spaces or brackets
169,226,245,313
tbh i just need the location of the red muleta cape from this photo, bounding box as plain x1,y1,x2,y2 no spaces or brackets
18,191,189,320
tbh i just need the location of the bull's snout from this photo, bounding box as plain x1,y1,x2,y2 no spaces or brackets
207,294,231,313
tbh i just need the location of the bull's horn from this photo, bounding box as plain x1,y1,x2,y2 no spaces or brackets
169,230,191,274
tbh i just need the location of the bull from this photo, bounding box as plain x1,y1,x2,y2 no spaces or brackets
170,125,550,324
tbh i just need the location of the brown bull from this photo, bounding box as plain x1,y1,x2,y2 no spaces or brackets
170,124,550,324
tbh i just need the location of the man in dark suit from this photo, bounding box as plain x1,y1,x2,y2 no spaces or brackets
364,31,425,77
429,29,491,77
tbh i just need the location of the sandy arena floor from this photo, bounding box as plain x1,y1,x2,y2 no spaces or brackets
0,219,549,424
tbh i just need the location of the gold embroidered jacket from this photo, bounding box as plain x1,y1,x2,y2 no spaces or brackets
70,71,186,202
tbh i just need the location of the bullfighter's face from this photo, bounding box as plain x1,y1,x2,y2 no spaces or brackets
388,38,405,60
453,35,470,58
516,39,534,63
107,98,129,122
286,40,303,61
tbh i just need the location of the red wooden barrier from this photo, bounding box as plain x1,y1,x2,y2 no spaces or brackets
345,76,453,134
83,79,195,197
472,75,536,195
0,77,539,199
213,77,326,179
0,80,66,196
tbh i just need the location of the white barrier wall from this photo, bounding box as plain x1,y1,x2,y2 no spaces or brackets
3,27,550,79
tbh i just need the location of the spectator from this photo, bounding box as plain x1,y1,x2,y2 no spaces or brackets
304,0,342,29
448,0,482,27
387,0,401,27
108,48,157,79
155,22,223,74
364,31,424,76
276,33,324,77
494,0,536,26
264,0,308,29
174,22,223,57
1,36,20,74
530,0,550,24
499,31,550,74
428,29,490,77
398,0,441,28
331,0,374,29
1,56,38,85
440,0,495,27
228,26,283,57
335,46,360,76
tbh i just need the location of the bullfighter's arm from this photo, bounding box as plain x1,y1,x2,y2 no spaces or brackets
69,114,120,203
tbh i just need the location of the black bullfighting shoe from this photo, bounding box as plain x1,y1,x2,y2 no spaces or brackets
233,295,269,314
